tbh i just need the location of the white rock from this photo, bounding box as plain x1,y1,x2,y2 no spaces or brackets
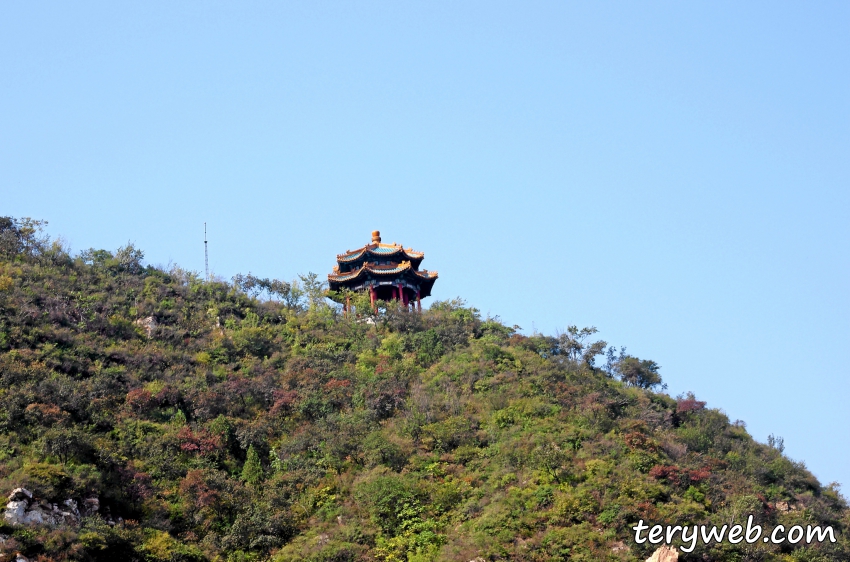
3,492,84,527
611,540,628,552
4,500,28,525
646,546,679,562
22,507,46,526
7,488,31,502
134,316,157,338
84,497,99,514
63,499,79,516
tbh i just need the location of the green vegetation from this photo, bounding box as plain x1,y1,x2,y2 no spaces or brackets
0,216,846,561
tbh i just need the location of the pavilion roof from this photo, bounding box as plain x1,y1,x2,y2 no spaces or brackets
328,260,438,284
336,242,424,264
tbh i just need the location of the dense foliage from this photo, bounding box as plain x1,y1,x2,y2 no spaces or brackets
0,217,846,561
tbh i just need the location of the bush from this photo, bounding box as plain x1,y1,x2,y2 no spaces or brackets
354,473,421,535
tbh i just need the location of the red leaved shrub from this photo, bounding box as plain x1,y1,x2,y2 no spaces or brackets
687,467,711,483
269,389,299,416
177,426,222,455
324,378,351,391
650,464,711,487
25,402,70,426
677,393,706,414
116,465,154,501
649,465,681,481
125,388,156,414
179,469,220,509
623,431,659,453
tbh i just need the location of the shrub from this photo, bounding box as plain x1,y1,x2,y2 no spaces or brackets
354,474,421,536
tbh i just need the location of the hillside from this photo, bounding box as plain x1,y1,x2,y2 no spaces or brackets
0,217,847,562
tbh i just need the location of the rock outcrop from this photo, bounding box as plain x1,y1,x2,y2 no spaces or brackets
773,500,800,513
3,488,98,528
134,315,157,338
646,546,679,562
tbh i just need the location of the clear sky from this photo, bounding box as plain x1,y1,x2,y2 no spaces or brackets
2,2,848,489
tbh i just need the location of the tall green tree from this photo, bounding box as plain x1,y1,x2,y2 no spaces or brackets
241,444,263,486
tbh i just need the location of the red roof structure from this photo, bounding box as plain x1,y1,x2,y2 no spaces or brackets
328,231,438,311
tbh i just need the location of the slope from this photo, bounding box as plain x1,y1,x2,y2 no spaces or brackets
0,217,846,561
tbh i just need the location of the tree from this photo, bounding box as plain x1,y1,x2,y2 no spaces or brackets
114,242,145,273
298,272,327,310
39,427,91,465
0,216,49,256
241,444,263,486
232,272,293,303
604,346,627,376
767,434,785,453
616,355,664,390
556,326,607,366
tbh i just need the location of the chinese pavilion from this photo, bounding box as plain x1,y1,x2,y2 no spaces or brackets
328,231,438,311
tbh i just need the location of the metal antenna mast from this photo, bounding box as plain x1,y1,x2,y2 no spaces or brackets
204,223,209,282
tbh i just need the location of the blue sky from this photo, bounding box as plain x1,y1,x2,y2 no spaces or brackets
3,2,848,489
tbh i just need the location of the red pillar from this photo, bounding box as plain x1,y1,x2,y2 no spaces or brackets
370,286,377,311
417,290,421,312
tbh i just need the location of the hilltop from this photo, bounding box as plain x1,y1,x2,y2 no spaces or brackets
0,217,847,561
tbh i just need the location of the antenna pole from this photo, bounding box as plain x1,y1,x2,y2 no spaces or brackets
204,223,209,282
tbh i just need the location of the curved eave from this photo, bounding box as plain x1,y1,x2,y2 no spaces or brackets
328,261,413,283
336,250,365,263
328,265,439,298
412,270,438,281
413,272,438,298
337,243,425,264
